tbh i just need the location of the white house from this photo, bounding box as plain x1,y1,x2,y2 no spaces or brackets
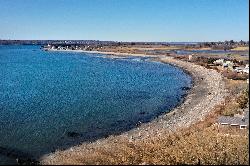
234,67,244,73
223,61,234,70
218,111,249,129
243,64,249,74
213,59,224,65
234,64,249,74
188,54,194,61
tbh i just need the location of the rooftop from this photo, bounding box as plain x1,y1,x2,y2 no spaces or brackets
218,111,249,126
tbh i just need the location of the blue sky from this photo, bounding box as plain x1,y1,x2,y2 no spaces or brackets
0,0,249,42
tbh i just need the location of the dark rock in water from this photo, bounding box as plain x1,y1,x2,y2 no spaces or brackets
181,94,187,98
0,147,39,165
139,111,146,115
136,121,142,126
96,126,102,129
104,134,110,138
116,120,126,123
181,87,191,91
0,146,39,165
110,122,117,127
67,131,81,138
16,158,39,165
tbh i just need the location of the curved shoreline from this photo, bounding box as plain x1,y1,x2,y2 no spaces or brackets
40,51,227,164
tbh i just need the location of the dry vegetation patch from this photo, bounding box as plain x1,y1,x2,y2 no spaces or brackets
231,46,249,51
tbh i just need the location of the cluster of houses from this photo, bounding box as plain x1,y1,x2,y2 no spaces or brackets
44,44,103,51
187,55,249,75
213,58,249,74
43,41,176,51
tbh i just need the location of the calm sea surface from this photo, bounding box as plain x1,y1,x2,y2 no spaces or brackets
0,45,191,164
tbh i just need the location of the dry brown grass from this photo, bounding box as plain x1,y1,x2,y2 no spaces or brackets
231,46,249,51
236,88,249,109
218,79,248,116
49,115,248,165
222,70,249,80
99,45,182,53
130,46,181,51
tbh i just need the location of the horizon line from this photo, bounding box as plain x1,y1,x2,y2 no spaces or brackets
0,39,249,43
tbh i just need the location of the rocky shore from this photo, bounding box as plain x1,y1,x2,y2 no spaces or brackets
40,52,227,164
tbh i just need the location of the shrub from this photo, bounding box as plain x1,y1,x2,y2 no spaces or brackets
207,58,217,64
236,89,249,109
221,102,240,116
222,70,249,80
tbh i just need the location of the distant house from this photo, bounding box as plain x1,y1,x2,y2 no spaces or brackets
213,59,224,65
234,64,249,74
234,67,245,73
223,61,234,69
218,111,249,129
188,54,194,61
243,64,249,74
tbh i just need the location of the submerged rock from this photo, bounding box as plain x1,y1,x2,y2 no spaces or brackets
139,111,146,115
66,132,81,138
16,158,39,165
181,86,191,90
0,146,39,165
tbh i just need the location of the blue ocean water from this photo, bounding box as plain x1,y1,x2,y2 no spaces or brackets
0,45,192,164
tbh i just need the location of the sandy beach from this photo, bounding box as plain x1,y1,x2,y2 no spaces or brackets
40,50,227,164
